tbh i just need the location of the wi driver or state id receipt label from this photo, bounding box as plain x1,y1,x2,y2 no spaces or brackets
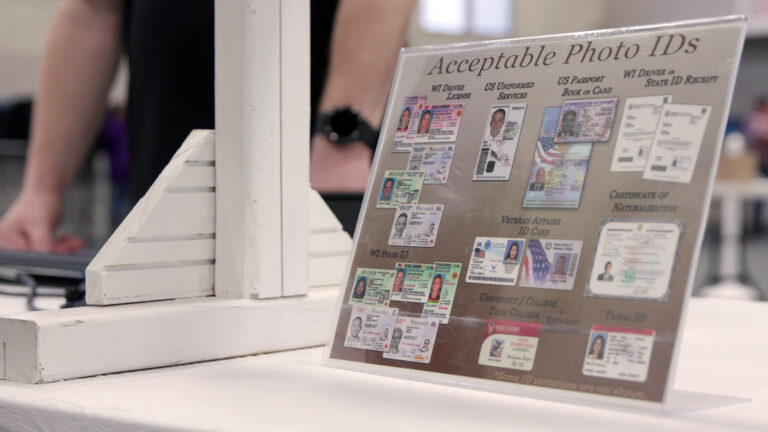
349,268,396,307
413,104,464,143
478,320,541,371
473,103,527,181
583,326,655,382
344,306,399,352
587,220,682,301
555,97,618,143
383,317,440,363
519,239,582,290
389,204,444,248
376,170,426,208
393,96,428,152
643,104,712,183
392,262,436,303
467,237,526,286
408,144,455,184
610,95,672,172
421,262,462,324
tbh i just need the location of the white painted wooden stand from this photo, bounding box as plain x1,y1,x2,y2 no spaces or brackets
0,0,349,383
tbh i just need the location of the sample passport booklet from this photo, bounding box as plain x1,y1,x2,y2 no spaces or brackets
326,17,745,409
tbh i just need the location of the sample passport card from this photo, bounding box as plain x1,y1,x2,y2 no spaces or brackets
519,239,582,290
388,204,444,248
407,144,455,184
478,320,541,371
583,326,655,382
383,317,440,363
610,95,673,171
555,97,618,143
466,237,526,286
376,170,426,208
421,262,462,324
344,306,399,351
473,103,527,181
349,268,396,307
392,262,436,303
393,96,428,152
413,104,464,143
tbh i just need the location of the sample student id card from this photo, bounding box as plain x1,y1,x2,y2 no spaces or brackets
478,320,541,371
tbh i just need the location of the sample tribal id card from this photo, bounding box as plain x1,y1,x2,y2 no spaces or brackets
383,317,440,363
555,97,618,143
421,262,462,324
345,306,399,351
587,220,682,301
349,268,396,307
478,320,541,371
582,326,655,382
388,204,444,248
466,237,526,286
412,104,464,143
376,170,426,208
610,95,672,172
393,95,428,152
473,103,527,181
407,144,455,184
643,104,712,184
519,239,582,290
524,107,592,209
392,262,436,303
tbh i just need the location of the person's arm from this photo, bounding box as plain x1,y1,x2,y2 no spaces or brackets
310,0,416,193
0,0,123,252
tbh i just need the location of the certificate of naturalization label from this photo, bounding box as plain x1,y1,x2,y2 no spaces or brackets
467,237,526,286
473,103,527,181
524,107,592,209
376,170,426,208
384,317,440,363
413,104,464,143
344,306,399,351
478,320,541,371
587,220,682,301
583,326,655,382
392,262,436,303
421,262,462,324
393,96,427,152
388,204,444,247
610,95,672,172
407,144,455,184
349,268,396,307
555,97,618,143
519,239,582,290
643,104,712,183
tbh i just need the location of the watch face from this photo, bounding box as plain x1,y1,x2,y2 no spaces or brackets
329,109,360,140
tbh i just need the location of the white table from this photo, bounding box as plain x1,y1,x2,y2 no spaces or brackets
0,297,765,432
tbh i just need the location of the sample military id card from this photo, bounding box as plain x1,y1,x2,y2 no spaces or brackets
582,326,655,382
392,262,436,303
643,104,712,183
478,320,541,371
393,95,428,152
407,144,455,184
344,306,399,352
376,170,426,208
421,262,462,324
474,103,527,181
349,268,396,307
519,239,582,290
610,95,672,171
466,237,526,286
413,104,464,143
383,317,440,363
555,97,618,143
388,204,444,247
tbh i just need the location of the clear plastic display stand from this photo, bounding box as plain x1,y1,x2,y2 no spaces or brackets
325,16,749,414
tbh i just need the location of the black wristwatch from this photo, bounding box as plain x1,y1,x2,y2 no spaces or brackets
315,107,379,151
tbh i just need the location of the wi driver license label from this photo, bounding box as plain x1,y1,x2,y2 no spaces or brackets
582,326,655,382
474,103,527,181
349,268,395,307
393,95,427,152
478,320,541,371
344,306,399,352
388,204,444,248
555,97,618,143
392,262,436,303
383,317,440,363
466,237,526,286
519,239,582,290
408,144,455,184
421,262,462,324
413,104,464,143
376,170,426,208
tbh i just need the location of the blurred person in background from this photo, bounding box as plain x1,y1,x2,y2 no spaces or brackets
745,96,768,176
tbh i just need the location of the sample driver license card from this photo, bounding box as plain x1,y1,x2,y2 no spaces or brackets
555,97,618,143
519,239,582,290
474,103,527,181
587,220,682,301
388,204,444,248
413,104,464,143
344,306,399,351
383,317,440,363
391,262,436,303
393,95,428,152
582,325,655,382
407,144,455,184
376,170,426,208
610,95,672,172
466,237,526,286
348,268,396,307
643,104,712,184
478,320,541,371
421,262,462,324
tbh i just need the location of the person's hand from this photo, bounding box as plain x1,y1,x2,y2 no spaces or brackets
310,133,372,193
0,190,84,253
